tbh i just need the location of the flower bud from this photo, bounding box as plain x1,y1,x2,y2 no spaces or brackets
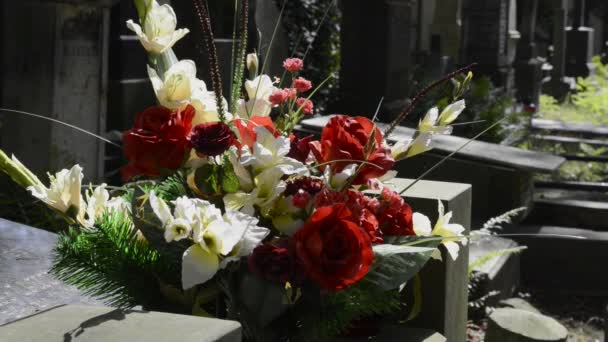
246,53,259,79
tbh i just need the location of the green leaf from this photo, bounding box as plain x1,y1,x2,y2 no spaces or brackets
194,164,221,195
360,244,435,292
220,160,240,193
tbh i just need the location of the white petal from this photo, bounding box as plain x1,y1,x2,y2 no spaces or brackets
413,212,432,236
164,218,192,242
443,241,461,261
445,223,466,236
438,99,466,125
405,133,433,158
181,244,219,289
149,191,173,226
206,220,245,256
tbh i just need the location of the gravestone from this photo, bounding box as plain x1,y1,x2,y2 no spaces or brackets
431,0,462,62
0,0,116,181
339,0,416,117
0,218,101,325
0,305,241,342
514,0,544,107
369,178,471,342
565,0,595,78
461,0,520,93
542,0,572,101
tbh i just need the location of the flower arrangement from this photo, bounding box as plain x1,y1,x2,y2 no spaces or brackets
0,1,472,340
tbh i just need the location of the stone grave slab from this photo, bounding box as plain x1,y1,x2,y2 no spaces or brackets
532,118,608,138
0,304,241,342
368,178,471,342
469,236,521,301
504,224,608,294
0,218,101,325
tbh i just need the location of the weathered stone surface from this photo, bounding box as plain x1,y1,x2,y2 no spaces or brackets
504,224,608,294
371,178,471,342
469,236,521,301
0,305,241,342
528,189,608,231
338,326,446,342
485,308,568,342
0,218,101,325
531,119,608,138
499,298,541,314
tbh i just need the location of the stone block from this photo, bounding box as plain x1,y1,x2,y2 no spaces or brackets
469,236,521,301
498,298,541,314
369,178,471,342
505,224,608,294
0,305,241,342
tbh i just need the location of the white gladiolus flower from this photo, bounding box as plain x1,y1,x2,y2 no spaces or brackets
236,75,276,118
148,60,205,109
126,2,189,54
240,126,307,176
323,163,358,190
418,107,453,135
148,60,228,125
412,200,467,261
438,99,466,126
27,165,85,223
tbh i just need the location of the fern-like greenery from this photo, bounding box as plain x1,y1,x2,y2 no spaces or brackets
474,207,527,235
51,211,179,309
468,246,527,277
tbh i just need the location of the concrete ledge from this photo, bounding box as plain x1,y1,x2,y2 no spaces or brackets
0,305,242,342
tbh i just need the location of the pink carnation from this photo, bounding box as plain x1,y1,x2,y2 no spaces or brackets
269,89,289,105
296,98,314,115
293,77,312,92
283,58,304,72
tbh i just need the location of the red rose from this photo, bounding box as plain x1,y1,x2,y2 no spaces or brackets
234,116,279,149
121,105,195,181
376,188,414,236
188,122,236,157
249,241,295,284
310,115,394,185
293,204,374,291
287,134,314,163
315,189,383,243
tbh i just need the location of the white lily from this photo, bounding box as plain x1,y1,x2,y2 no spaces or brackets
150,192,198,243
270,196,305,236
223,168,286,216
84,184,110,227
240,126,307,176
236,75,276,118
183,205,268,289
227,146,253,192
126,2,189,54
27,165,85,223
412,200,467,261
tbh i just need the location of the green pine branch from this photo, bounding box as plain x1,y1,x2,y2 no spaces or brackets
51,212,179,309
